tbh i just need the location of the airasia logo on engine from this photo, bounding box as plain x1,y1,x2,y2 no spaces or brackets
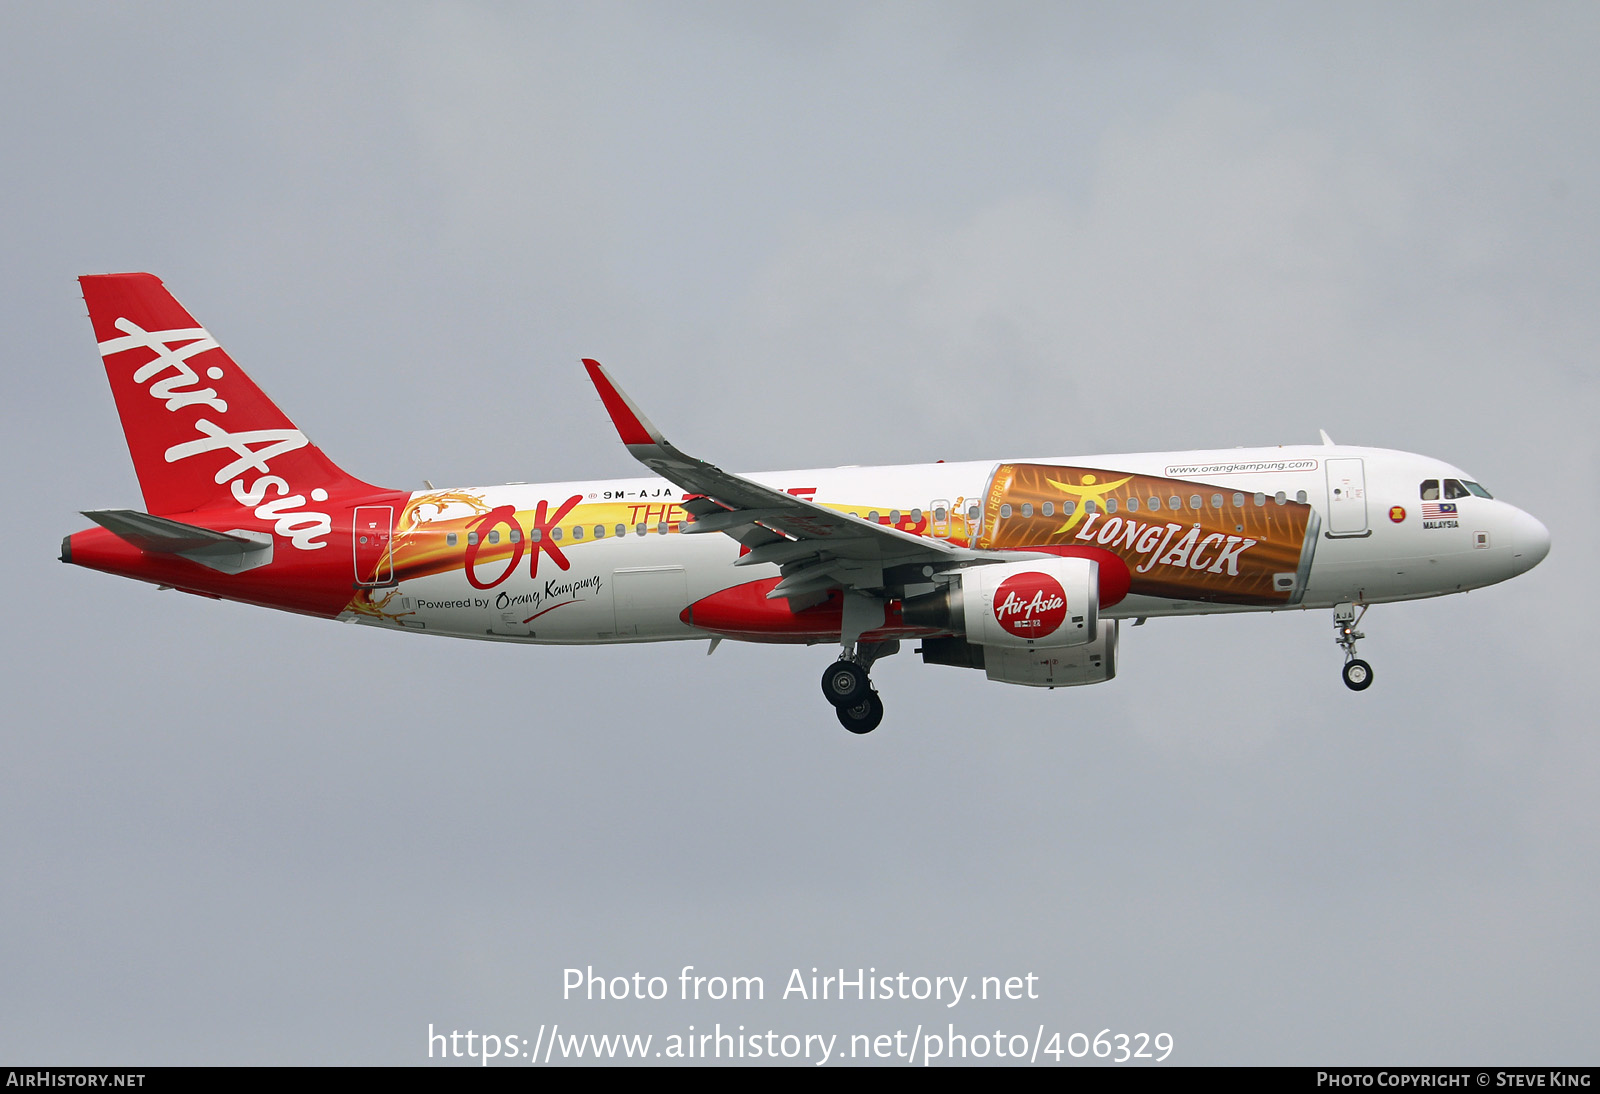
992,571,1068,638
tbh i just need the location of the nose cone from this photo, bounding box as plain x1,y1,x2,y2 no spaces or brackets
1508,507,1551,574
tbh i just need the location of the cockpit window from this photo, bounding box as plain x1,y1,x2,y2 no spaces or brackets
1444,479,1471,500
1420,479,1440,500
1463,481,1493,499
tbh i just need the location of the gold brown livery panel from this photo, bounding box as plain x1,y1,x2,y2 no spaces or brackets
979,463,1320,606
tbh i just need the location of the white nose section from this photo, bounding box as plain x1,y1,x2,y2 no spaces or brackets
1508,508,1551,573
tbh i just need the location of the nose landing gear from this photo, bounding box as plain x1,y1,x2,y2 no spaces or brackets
1334,602,1373,691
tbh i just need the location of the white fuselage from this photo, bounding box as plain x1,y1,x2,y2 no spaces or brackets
351,444,1549,644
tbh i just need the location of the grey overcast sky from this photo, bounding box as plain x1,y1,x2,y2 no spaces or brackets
2,2,1595,1066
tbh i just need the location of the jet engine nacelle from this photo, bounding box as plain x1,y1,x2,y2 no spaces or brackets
904,557,1112,689
962,557,1098,648
903,557,1100,649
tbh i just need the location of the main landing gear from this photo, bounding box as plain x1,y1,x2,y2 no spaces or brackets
1334,602,1373,692
821,640,898,734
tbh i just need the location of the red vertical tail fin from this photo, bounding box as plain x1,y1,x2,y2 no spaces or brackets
81,273,382,517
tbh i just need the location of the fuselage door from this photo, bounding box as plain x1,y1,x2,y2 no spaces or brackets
1325,458,1369,537
353,505,395,585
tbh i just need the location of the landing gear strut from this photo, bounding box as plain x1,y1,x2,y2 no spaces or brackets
821,637,898,734
1334,602,1373,691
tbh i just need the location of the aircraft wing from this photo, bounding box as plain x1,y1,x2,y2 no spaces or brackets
583,360,984,602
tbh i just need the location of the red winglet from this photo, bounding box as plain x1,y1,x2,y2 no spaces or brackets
582,359,661,448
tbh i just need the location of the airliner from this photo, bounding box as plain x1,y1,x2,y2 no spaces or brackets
62,274,1550,733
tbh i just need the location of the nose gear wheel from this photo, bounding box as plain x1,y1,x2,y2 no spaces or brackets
1342,659,1373,690
1334,603,1374,691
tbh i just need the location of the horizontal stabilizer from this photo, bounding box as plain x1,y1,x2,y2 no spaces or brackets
82,509,274,574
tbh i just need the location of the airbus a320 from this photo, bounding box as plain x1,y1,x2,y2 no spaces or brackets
62,274,1550,733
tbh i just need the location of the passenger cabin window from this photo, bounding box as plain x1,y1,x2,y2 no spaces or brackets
1105,498,1117,513
1125,498,1138,512
1000,504,1012,518
1021,503,1033,518
1040,502,1053,517
1444,479,1471,500
1420,480,1440,500
487,530,500,544
446,532,458,547
1296,490,1307,504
